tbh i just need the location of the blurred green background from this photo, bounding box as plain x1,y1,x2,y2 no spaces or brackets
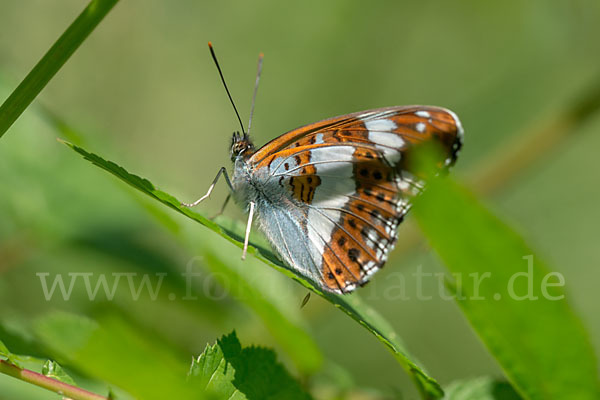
1,0,599,398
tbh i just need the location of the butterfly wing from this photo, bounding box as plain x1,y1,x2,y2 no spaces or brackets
249,106,463,293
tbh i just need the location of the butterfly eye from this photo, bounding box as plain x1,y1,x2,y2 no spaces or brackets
230,132,255,161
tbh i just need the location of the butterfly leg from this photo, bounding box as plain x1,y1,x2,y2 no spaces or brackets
241,201,255,260
181,167,233,207
210,193,231,219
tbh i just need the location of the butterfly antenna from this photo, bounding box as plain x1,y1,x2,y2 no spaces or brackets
208,42,245,134
247,52,264,135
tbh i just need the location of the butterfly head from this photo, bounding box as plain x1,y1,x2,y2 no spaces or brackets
230,131,255,161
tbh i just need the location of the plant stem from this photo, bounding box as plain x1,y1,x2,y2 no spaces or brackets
0,0,120,139
467,79,600,194
0,360,108,400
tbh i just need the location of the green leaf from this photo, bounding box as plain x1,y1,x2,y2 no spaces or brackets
0,338,21,367
413,175,600,399
0,339,9,358
41,360,77,386
190,339,245,400
33,310,203,400
189,331,311,400
61,140,444,398
443,377,521,400
0,0,119,138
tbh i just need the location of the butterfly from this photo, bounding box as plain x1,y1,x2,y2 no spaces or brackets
183,44,463,294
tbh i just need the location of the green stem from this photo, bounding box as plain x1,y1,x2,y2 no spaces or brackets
467,78,600,195
0,0,120,138
0,360,108,400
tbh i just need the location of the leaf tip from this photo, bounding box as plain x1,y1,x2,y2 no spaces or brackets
56,137,72,147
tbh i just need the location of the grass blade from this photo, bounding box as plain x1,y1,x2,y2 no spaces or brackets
0,0,119,138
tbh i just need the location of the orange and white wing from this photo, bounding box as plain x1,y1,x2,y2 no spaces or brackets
249,106,463,293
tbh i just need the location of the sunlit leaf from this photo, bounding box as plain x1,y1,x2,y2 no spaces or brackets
443,377,521,400
190,337,245,400
0,339,9,358
41,360,76,386
414,173,600,399
189,331,311,400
